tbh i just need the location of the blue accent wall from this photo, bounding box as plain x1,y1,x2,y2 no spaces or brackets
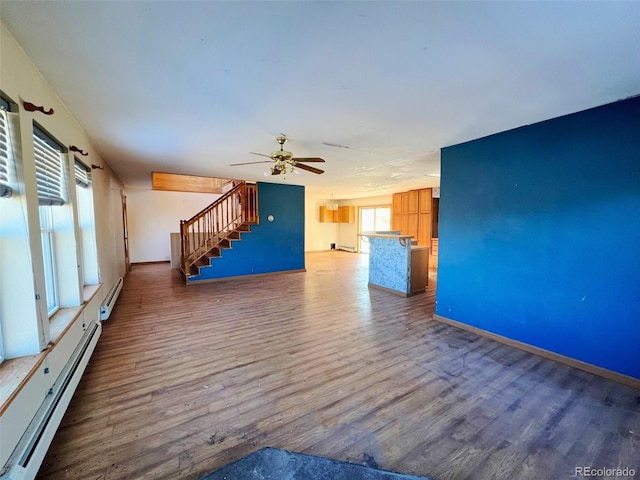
436,97,640,379
191,182,305,281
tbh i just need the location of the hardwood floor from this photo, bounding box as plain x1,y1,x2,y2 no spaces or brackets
37,251,640,480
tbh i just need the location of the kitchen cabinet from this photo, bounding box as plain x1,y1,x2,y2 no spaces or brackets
392,193,403,214
417,188,432,247
319,205,355,223
334,205,355,223
407,189,419,213
319,206,335,223
390,188,432,247
401,192,410,214
392,193,403,232
419,189,431,213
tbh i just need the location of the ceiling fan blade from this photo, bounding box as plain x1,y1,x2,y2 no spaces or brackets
230,161,272,166
250,152,273,159
292,157,325,163
294,163,324,175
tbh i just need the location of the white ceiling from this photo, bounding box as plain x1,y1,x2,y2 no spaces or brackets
2,1,639,199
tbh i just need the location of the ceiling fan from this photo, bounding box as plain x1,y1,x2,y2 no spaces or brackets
230,136,325,176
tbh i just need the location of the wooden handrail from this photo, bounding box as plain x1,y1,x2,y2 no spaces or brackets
180,181,258,274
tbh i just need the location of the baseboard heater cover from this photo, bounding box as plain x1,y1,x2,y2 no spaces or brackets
337,245,356,253
0,320,102,480
99,277,123,320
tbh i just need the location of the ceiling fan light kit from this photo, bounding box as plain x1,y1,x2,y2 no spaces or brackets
263,164,300,177
231,135,326,177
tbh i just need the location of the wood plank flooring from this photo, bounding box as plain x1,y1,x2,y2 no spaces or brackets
37,251,640,480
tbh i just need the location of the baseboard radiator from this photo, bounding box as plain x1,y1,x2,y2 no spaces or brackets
99,277,123,321
337,245,356,253
1,320,102,480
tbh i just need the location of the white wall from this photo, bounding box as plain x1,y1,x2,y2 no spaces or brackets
305,194,339,251
126,189,219,262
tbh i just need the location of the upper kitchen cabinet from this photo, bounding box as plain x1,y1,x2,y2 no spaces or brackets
319,205,355,223
319,205,335,223
391,188,432,246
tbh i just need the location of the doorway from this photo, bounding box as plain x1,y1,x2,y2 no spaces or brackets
358,206,391,253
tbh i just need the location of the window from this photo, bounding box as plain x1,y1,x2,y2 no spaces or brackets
74,158,99,285
0,95,17,362
40,205,58,315
74,159,90,189
359,206,391,253
0,97,13,199
1,94,97,361
33,124,67,316
33,125,66,206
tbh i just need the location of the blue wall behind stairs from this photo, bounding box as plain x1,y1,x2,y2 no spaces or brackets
191,182,305,281
436,96,640,379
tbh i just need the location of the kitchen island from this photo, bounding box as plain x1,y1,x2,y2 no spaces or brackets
359,232,429,296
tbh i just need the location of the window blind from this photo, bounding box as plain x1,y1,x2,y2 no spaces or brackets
0,102,12,199
74,158,91,188
33,125,66,206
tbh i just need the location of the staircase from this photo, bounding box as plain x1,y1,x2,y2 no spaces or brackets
180,181,258,281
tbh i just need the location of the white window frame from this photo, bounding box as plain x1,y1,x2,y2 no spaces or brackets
33,124,67,317
74,158,99,286
0,97,13,199
40,205,59,316
359,206,391,253
0,96,11,362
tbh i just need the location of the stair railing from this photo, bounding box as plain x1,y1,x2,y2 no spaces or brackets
180,181,258,274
